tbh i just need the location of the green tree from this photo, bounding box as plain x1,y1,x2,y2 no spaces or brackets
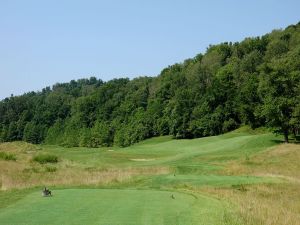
45,119,65,145
91,121,112,147
7,122,18,141
23,122,46,144
63,117,81,147
259,47,300,142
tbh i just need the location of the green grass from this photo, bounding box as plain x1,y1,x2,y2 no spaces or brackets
42,131,280,170
0,189,228,225
0,152,16,161
0,189,37,210
0,128,284,224
33,154,58,164
148,174,278,188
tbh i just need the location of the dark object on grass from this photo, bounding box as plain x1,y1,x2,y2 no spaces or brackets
33,154,58,164
232,184,247,192
42,187,52,197
171,194,175,199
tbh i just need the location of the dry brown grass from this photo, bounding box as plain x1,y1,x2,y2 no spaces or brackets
202,183,300,225
0,162,169,190
0,154,169,190
0,142,170,190
223,144,300,180
201,143,300,225
0,141,40,153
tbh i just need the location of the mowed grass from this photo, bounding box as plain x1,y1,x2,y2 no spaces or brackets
42,130,280,169
0,128,281,190
1,127,296,225
0,189,227,225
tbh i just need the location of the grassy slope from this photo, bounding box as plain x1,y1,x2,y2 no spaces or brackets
43,130,280,170
1,128,293,225
41,130,281,189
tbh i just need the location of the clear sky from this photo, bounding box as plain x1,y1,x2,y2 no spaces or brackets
0,0,299,99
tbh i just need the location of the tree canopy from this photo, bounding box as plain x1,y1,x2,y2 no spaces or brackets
1,22,300,146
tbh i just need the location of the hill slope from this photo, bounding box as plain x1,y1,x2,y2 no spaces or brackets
1,22,300,147
1,129,300,224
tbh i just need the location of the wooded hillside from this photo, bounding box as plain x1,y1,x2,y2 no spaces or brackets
1,22,300,147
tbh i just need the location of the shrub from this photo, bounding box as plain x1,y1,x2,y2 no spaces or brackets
45,166,57,172
0,152,17,161
232,184,248,192
33,154,58,164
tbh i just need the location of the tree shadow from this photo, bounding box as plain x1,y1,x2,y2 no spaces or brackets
289,136,300,144
271,137,300,144
271,139,285,144
295,135,300,142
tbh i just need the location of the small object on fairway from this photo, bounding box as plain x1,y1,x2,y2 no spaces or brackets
174,173,176,177
171,194,175,199
42,187,52,197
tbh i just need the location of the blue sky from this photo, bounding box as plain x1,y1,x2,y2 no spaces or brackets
0,0,299,99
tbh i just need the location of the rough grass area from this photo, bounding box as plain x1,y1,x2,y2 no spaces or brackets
205,183,300,225
204,143,300,225
32,154,58,164
0,152,16,161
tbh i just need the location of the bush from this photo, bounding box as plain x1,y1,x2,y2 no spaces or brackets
33,154,58,164
45,166,57,172
0,152,17,161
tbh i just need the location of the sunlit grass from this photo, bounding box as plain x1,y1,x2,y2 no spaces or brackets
0,128,298,224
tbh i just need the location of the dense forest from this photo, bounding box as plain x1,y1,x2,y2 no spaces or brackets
1,22,300,147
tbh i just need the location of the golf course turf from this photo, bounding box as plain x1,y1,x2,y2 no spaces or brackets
0,128,288,224
0,189,227,225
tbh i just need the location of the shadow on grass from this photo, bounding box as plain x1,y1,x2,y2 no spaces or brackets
289,137,300,144
271,138,300,145
294,135,300,142
271,139,285,144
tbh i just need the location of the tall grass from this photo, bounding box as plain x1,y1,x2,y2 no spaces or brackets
33,154,58,164
0,164,169,190
0,152,16,161
204,143,300,225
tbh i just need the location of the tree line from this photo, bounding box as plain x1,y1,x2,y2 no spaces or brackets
1,22,300,147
